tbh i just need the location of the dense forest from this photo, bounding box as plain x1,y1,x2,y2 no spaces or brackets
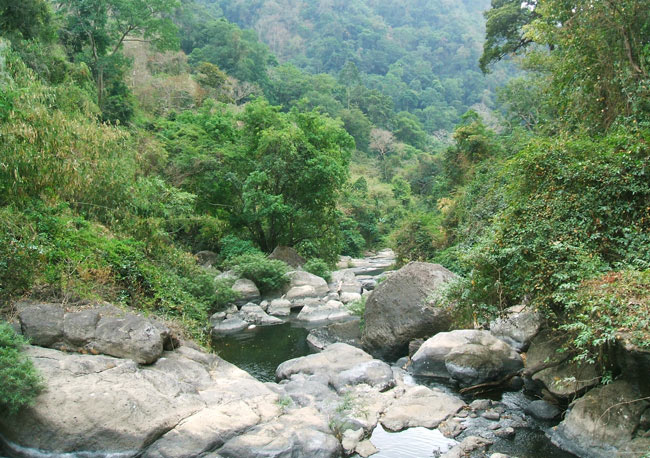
0,0,648,415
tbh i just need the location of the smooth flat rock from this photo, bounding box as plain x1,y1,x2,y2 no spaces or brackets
267,298,292,317
306,320,362,352
380,385,465,431
211,317,249,337
276,343,373,381
296,301,351,323
331,360,395,393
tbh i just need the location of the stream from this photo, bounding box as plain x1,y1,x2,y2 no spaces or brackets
211,252,576,458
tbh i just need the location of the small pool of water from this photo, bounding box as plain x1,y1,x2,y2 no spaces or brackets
358,424,457,458
211,321,310,382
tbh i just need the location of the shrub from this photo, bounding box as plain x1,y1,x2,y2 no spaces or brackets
304,258,331,283
228,253,289,294
0,322,43,415
219,235,261,262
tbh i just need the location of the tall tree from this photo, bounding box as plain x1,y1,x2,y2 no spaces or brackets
58,0,180,111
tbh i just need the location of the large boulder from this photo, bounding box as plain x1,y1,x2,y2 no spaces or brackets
306,319,362,352
232,278,261,306
18,303,64,347
296,300,351,323
218,407,341,458
525,330,599,399
410,330,523,386
380,385,465,431
268,246,306,268
237,303,284,326
550,379,650,458
361,262,457,359
18,303,168,365
92,314,164,364
489,305,543,351
0,345,281,457
276,343,373,381
285,271,329,297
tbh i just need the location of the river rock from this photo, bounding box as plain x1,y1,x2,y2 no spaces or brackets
362,262,457,359
285,271,329,297
329,269,362,295
286,285,320,300
526,330,599,398
0,345,282,457
276,343,373,381
211,317,249,337
441,436,493,458
217,406,341,458
410,330,523,386
296,300,351,323
92,314,164,364
306,319,362,352
380,385,465,431
331,360,395,393
550,379,650,458
615,333,650,396
18,303,64,347
489,305,542,351
237,303,284,326
268,246,306,268
267,298,292,316
525,399,561,420
232,278,261,306
63,309,100,346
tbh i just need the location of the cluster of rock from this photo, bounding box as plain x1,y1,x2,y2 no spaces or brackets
210,248,394,340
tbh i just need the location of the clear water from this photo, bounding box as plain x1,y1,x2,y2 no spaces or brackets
211,318,575,458
211,320,310,382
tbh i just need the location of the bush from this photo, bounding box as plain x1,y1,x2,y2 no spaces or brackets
391,213,444,266
0,322,43,415
304,258,331,283
219,235,262,262
228,253,289,294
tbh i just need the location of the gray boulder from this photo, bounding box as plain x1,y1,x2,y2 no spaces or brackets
551,379,650,458
410,330,523,386
489,305,543,351
306,319,362,352
0,345,281,457
361,262,457,359
217,407,341,458
296,300,351,323
211,317,249,337
526,330,599,398
525,399,561,420
232,278,261,305
277,343,373,381
18,303,64,347
331,360,395,393
329,270,362,295
285,271,329,297
267,298,292,317
237,303,284,326
380,385,465,431
268,246,306,268
92,314,164,364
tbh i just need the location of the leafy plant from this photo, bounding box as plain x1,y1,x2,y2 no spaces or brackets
227,253,289,294
304,258,331,283
0,322,43,416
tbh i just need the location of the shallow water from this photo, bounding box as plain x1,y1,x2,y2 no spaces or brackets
211,320,310,382
362,424,457,457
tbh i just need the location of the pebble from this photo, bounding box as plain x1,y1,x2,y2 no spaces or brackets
494,426,516,438
482,410,501,421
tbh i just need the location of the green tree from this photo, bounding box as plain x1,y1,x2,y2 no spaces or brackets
57,0,180,113
480,0,537,73
0,0,55,41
